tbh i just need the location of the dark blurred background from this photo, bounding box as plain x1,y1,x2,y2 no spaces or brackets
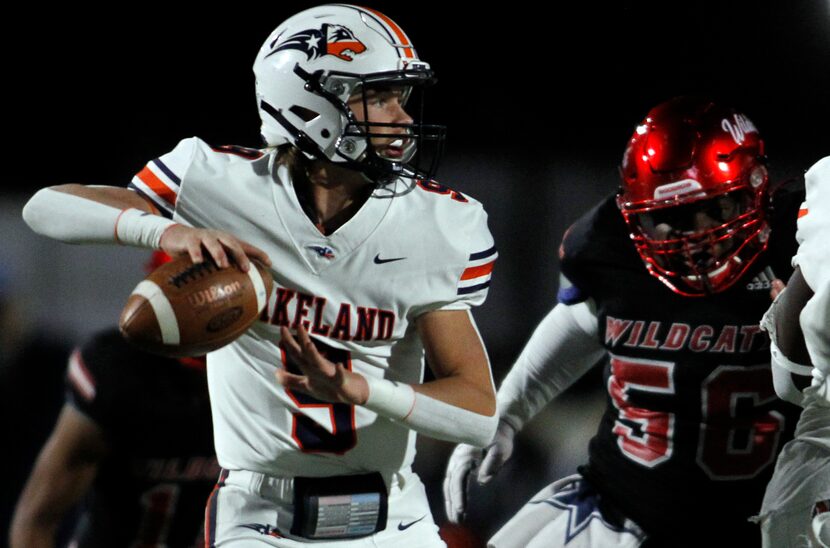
3,0,829,544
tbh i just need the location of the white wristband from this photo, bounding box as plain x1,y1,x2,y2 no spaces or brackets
115,208,177,249
363,376,416,420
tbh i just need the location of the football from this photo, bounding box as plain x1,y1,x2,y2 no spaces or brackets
119,255,273,357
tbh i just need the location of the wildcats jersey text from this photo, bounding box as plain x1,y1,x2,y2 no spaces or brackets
128,137,496,481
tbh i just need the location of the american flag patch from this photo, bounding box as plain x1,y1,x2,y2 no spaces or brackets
458,246,497,295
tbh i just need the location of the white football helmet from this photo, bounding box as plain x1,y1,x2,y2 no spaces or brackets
253,4,445,182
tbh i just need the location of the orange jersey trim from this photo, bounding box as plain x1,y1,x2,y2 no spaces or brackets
798,207,809,218
137,166,177,207
461,260,495,281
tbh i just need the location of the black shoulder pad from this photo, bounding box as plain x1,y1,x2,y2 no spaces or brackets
559,194,641,303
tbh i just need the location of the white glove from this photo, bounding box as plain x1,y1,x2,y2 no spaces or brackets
442,420,517,522
477,420,516,483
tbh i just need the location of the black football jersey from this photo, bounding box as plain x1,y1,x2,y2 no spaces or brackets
559,192,803,546
66,329,218,548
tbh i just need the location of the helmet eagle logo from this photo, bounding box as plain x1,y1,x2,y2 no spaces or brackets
271,24,367,62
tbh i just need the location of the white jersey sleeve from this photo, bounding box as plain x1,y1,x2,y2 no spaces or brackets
128,137,201,218
445,205,497,310
401,183,497,316
497,301,604,430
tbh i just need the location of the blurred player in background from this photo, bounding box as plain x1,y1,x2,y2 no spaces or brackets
21,4,497,546
10,252,217,548
444,97,803,547
755,156,830,548
0,266,71,546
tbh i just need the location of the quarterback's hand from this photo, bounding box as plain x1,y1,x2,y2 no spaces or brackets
159,224,271,272
276,325,370,405
442,420,516,522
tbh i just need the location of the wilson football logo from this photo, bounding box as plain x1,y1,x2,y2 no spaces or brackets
270,24,367,62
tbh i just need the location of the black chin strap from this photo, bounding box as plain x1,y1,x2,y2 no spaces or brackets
259,100,321,159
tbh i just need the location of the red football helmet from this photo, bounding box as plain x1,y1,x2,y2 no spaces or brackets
617,97,770,296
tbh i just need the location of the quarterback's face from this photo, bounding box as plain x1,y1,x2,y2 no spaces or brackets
348,86,414,160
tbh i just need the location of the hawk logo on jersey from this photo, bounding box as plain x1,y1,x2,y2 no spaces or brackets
308,245,335,259
271,24,367,62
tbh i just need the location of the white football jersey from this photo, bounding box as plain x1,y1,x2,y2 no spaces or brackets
129,137,496,479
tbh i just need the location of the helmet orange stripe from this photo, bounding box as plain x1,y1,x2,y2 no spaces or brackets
798,207,809,218
137,166,178,207
461,260,495,281
362,6,415,58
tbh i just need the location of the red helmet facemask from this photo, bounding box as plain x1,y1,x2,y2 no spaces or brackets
617,97,770,296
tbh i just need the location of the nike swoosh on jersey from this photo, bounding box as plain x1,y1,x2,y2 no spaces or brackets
397,515,426,531
374,254,406,264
